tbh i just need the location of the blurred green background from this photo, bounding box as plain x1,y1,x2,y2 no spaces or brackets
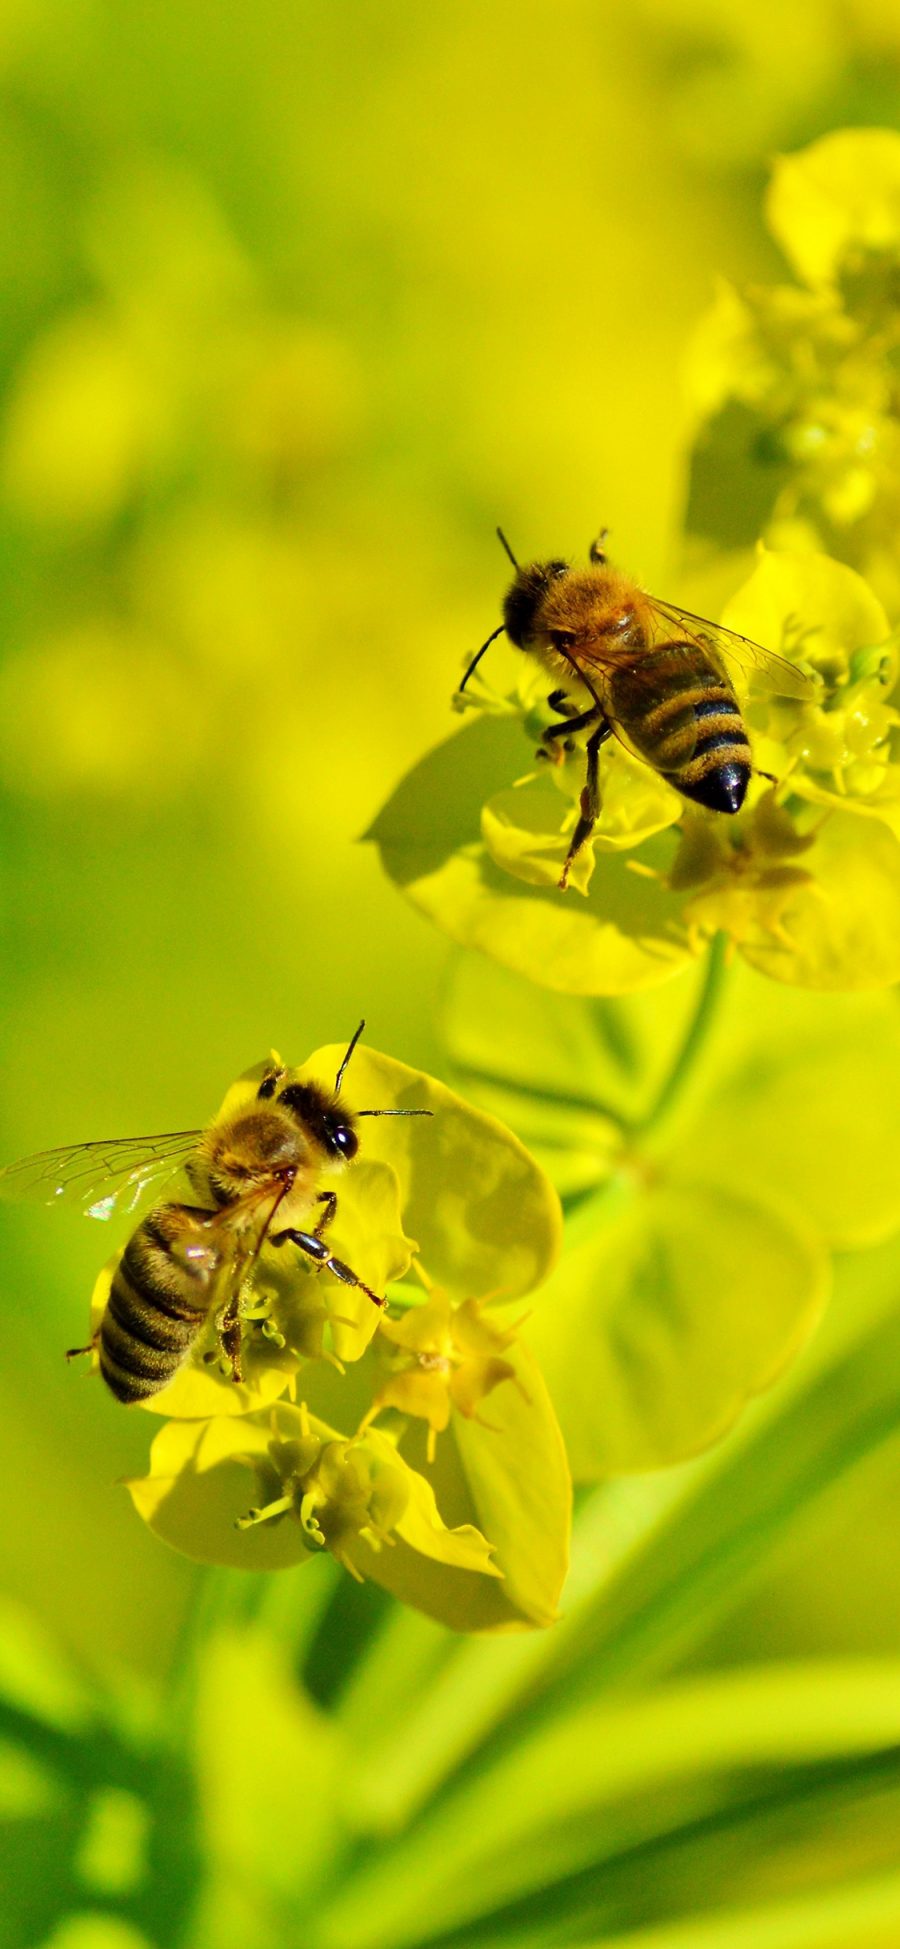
4,4,900,1946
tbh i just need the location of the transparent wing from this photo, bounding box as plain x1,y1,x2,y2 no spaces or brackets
646,596,819,700
165,1178,300,1327
0,1130,204,1221
597,644,711,776
204,1181,291,1289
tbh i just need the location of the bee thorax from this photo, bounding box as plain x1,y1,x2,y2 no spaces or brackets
195,1109,312,1206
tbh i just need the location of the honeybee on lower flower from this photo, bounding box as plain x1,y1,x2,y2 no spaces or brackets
0,1024,429,1404
459,530,818,888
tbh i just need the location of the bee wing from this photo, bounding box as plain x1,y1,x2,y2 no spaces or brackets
180,1178,295,1314
595,643,717,777
646,596,819,700
0,1130,204,1221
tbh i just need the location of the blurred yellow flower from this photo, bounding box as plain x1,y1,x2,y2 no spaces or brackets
686,130,900,610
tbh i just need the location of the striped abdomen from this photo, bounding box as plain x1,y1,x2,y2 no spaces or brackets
607,642,751,813
99,1203,223,1404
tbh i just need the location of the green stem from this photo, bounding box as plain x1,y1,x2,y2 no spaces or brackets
561,934,730,1247
638,930,729,1140
451,1060,625,1128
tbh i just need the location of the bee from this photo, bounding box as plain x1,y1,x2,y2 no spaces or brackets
459,529,817,888
0,1024,429,1404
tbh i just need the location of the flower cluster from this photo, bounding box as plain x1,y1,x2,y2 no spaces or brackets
686,129,900,611
360,1289,528,1462
370,545,900,995
102,1041,568,1631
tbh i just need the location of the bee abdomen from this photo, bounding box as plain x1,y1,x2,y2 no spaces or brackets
612,651,751,815
99,1206,217,1405
634,680,739,755
677,746,751,813
675,710,751,814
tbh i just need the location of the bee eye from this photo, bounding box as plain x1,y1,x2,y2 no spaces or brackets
547,560,569,580
330,1124,358,1160
257,1072,280,1100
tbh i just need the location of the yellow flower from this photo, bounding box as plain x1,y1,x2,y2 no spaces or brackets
371,548,900,995
108,1040,569,1631
127,1401,502,1599
362,1290,528,1461
78,1038,562,1417
686,131,900,607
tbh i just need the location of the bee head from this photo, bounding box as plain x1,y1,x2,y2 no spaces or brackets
255,1023,429,1170
502,560,570,647
457,532,573,694
274,1080,359,1162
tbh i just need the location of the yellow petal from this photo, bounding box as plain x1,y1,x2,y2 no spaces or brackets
768,129,900,286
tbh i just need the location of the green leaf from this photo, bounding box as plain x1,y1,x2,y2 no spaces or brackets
0,1598,95,1734
316,1660,900,1949
509,1235,900,1708
527,1176,828,1479
369,717,696,995
442,952,712,1176
36,1922,157,1949
193,1625,343,1902
367,712,532,884
441,952,900,1486
683,978,900,1249
563,1869,900,1948
0,1599,203,1949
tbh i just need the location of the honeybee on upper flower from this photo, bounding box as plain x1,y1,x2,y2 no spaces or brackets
458,530,818,888
0,1025,429,1403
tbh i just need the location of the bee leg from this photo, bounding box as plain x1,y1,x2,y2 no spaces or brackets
214,1302,244,1383
314,1191,338,1238
547,688,580,715
270,1227,386,1310
541,704,601,743
65,1332,99,1363
537,703,603,764
559,719,611,891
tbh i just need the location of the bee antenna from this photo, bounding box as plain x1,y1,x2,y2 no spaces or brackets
458,623,506,694
496,526,520,569
356,1108,433,1119
335,1020,365,1095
